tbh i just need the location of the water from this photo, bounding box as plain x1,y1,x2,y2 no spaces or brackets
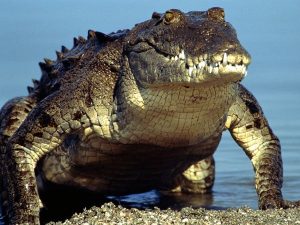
0,0,299,222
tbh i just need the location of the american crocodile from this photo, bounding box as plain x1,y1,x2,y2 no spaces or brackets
0,7,299,224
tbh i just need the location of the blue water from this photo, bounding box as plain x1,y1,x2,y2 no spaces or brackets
0,0,300,223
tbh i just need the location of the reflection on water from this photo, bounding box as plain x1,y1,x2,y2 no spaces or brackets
108,190,217,210
41,189,217,223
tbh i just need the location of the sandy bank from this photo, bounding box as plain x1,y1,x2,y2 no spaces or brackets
47,202,300,225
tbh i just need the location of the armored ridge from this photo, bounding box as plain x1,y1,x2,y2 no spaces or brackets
28,29,129,101
0,7,299,225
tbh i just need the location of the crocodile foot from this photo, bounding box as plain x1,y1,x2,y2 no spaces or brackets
260,196,300,210
284,200,300,208
260,196,284,210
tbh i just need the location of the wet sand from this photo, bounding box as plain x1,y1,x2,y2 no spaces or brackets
47,202,300,225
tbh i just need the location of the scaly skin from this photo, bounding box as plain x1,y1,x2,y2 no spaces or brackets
0,7,299,224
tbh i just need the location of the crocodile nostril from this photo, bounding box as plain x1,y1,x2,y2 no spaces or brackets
207,7,225,21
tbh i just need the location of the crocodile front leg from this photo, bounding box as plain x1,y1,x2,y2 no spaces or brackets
2,91,93,224
226,85,284,209
0,97,37,224
4,144,40,224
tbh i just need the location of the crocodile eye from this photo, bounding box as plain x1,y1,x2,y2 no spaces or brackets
163,10,180,24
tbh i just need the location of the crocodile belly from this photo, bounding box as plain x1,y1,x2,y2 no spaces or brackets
38,138,220,195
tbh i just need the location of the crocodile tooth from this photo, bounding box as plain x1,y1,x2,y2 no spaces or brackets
199,55,203,62
232,64,237,72
179,50,185,60
197,61,206,69
208,65,213,73
170,56,175,61
239,65,244,71
193,65,197,73
180,61,186,71
222,53,228,66
188,67,193,76
203,54,208,60
174,56,178,61
187,58,194,67
192,67,197,78
242,65,246,74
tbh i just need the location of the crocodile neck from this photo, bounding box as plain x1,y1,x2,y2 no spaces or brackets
112,62,238,147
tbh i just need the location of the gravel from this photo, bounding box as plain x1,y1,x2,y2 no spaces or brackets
47,202,300,225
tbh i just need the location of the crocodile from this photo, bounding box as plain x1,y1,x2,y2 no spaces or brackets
0,7,299,224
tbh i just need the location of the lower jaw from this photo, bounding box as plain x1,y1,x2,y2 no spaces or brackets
142,73,244,89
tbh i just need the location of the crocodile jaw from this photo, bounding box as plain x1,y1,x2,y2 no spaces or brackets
167,50,249,79
128,48,250,88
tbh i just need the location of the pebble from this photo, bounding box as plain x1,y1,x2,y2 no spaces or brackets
47,202,300,225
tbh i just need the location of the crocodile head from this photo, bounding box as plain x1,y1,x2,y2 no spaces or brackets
124,7,251,88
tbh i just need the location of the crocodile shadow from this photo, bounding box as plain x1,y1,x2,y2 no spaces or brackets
39,186,224,224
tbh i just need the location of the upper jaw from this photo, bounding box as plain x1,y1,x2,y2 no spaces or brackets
127,43,251,88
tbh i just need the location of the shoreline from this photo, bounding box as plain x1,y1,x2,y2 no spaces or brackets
47,202,300,225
